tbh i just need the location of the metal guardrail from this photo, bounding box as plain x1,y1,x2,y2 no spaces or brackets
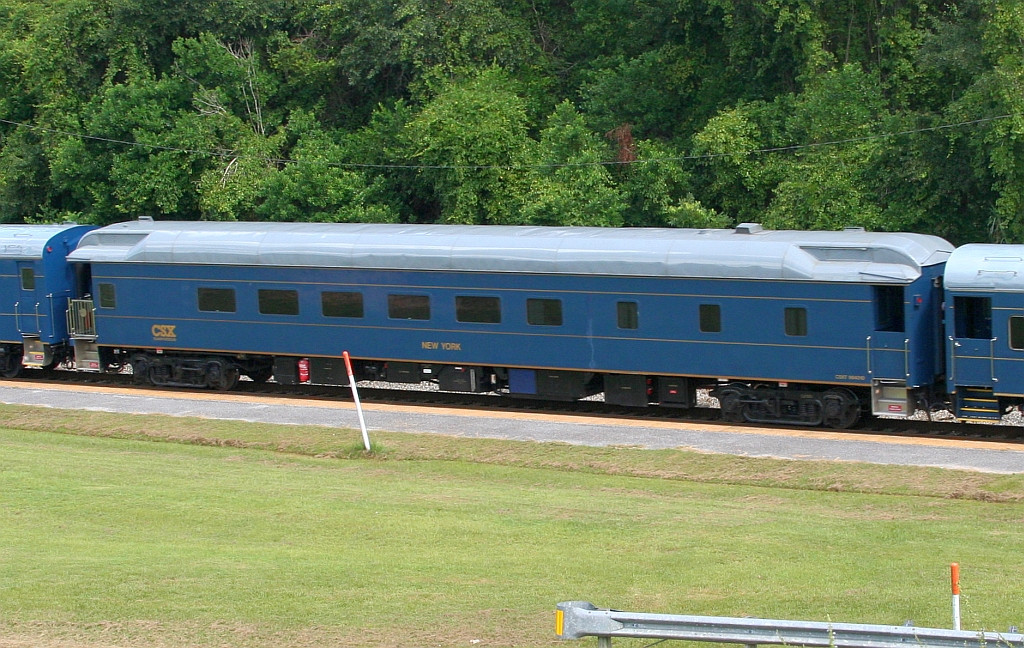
556,601,1024,648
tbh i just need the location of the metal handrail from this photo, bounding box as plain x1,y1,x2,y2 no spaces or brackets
47,293,56,338
866,335,871,376
991,337,998,383
905,337,910,378
13,299,44,336
47,292,71,340
948,336,958,381
555,602,1024,648
866,337,912,380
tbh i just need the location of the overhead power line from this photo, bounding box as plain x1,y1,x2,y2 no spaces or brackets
0,113,1013,172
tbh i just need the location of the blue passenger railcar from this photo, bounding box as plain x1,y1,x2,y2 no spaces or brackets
0,223,95,375
944,244,1024,420
65,219,953,427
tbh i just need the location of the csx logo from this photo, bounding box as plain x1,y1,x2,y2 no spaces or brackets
152,324,177,340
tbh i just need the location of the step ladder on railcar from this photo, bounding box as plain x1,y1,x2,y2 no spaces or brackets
66,298,102,371
955,386,1002,421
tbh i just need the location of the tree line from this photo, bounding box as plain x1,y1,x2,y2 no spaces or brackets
0,0,1021,245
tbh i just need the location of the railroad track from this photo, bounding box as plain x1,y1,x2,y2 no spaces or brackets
9,368,1024,446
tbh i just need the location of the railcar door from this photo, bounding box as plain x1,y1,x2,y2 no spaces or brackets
14,262,41,337
867,286,909,381
948,295,996,387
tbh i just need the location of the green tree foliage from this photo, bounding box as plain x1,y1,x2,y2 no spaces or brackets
250,111,399,223
294,0,550,124
974,0,1024,242
0,126,49,223
46,74,207,222
402,68,531,224
521,101,626,226
692,102,777,225
0,0,1018,244
762,65,888,231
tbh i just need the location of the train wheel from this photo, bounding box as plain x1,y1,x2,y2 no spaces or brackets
822,388,860,429
206,361,239,391
1,351,23,378
144,362,172,386
718,389,745,422
131,356,151,385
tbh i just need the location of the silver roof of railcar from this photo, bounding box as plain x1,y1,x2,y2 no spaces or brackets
67,220,954,283
945,244,1024,291
0,223,92,260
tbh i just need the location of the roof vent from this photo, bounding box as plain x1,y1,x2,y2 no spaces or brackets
138,216,154,222
843,226,866,232
735,223,763,234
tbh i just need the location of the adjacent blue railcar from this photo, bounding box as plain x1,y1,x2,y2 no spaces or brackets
944,244,1024,421
59,219,954,427
0,223,95,376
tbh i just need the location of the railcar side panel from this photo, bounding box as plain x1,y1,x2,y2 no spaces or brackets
86,261,943,390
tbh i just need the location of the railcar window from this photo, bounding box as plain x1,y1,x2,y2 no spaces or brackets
874,285,905,332
527,298,563,326
322,291,364,318
784,307,807,336
954,296,992,339
617,301,638,330
197,287,236,313
98,283,116,309
388,294,430,320
1011,317,1024,351
20,267,35,290
456,296,501,323
259,289,299,315
699,304,721,333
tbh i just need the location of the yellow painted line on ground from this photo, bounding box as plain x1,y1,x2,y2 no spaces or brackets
5,379,1022,453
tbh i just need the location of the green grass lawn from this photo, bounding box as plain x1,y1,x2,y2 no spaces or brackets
1,404,1023,647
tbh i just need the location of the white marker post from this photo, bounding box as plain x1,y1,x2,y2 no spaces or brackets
951,563,961,630
343,351,371,451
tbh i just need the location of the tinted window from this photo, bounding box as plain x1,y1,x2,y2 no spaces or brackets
98,283,116,309
784,307,807,336
617,302,638,330
20,267,35,290
1011,316,1024,351
198,287,236,313
388,294,430,320
259,289,299,315
322,291,364,318
699,304,721,333
874,285,905,332
456,296,501,323
527,298,562,326
954,296,992,339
